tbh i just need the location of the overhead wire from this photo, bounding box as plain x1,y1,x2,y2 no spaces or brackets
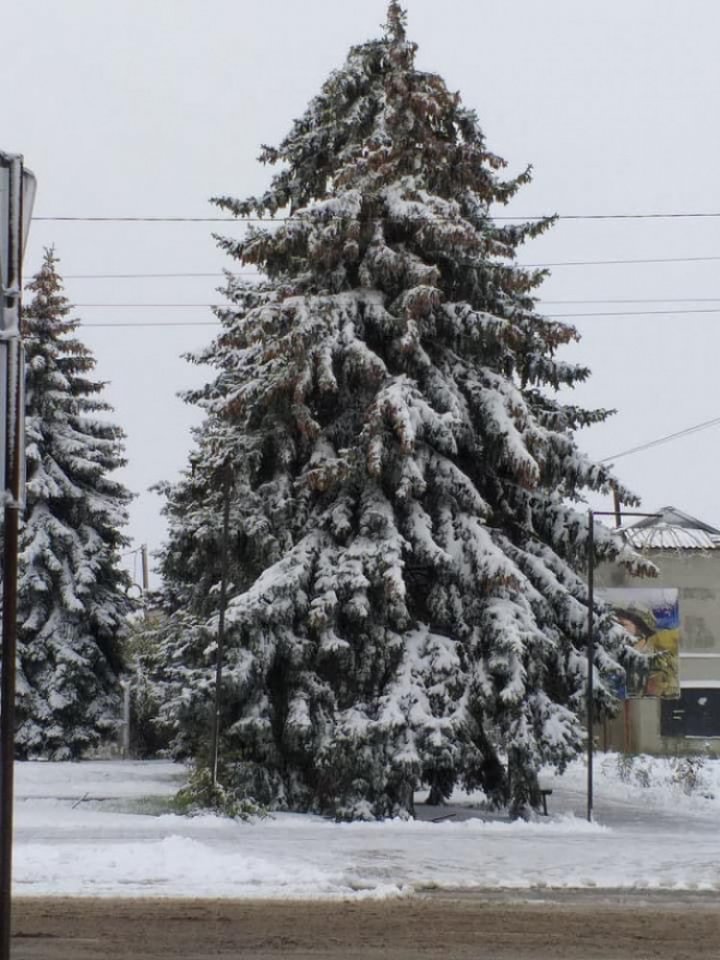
542,298,720,305
72,303,229,308
27,211,720,470
601,416,720,463
523,255,720,268
56,276,720,306
44,307,720,330
54,255,720,279
64,272,243,279
550,308,720,318
30,212,720,322
62,304,720,319
41,315,720,469
69,321,220,328
29,211,720,223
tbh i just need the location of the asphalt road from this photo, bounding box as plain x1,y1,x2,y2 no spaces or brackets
10,891,720,959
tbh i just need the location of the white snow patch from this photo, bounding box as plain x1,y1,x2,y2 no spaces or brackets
10,755,720,898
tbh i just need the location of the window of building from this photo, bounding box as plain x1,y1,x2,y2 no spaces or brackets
661,686,720,738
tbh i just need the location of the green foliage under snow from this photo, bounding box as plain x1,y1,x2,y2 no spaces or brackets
148,2,651,818
14,248,134,758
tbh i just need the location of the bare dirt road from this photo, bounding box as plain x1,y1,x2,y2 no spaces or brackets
11,891,720,959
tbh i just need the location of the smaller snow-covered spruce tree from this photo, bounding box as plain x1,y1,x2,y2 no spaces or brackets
14,248,134,758
156,2,651,818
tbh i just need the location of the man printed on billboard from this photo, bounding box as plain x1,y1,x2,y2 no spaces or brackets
604,588,680,699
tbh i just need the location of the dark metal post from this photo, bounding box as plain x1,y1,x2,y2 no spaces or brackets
584,508,659,824
612,484,622,529
0,156,24,960
0,485,20,958
586,509,594,823
210,468,231,787
141,543,150,620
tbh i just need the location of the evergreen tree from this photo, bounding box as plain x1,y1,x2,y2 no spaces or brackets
157,3,650,817
16,248,133,758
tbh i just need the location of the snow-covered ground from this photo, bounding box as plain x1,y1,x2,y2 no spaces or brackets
11,753,720,898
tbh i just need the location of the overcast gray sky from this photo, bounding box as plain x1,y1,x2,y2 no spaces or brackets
4,0,720,587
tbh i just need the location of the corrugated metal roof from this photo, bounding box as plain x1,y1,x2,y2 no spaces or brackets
624,525,720,550
623,506,720,551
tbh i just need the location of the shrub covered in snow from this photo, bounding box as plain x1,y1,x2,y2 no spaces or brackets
603,751,714,800
172,765,266,820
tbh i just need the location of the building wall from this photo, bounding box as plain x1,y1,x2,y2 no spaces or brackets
597,550,720,755
598,550,720,651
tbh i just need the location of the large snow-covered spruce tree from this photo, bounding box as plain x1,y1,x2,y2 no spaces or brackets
15,249,133,758
157,3,648,817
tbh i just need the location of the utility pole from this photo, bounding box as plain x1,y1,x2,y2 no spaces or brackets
0,152,36,960
141,543,150,619
611,484,623,530
120,680,131,759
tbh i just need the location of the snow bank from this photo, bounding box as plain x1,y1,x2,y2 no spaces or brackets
11,756,720,898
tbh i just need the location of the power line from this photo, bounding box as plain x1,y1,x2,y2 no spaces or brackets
37,307,720,331
552,213,720,221
121,546,144,557
73,303,229,308
60,284,720,305
29,211,720,223
601,416,720,463
71,321,220,328
542,298,720,305
64,272,245,279
35,216,243,223
523,255,720,268
63,295,720,310
54,255,720,279
64,303,720,319
32,311,720,465
69,299,720,309
551,307,720,318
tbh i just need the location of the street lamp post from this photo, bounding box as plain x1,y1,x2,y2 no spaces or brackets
0,150,36,960
586,511,595,823
585,509,658,823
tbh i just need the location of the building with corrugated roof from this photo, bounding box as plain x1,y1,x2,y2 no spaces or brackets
598,506,720,755
621,506,720,553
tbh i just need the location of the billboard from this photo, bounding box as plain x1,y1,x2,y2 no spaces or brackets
0,153,37,334
602,587,680,700
0,153,36,505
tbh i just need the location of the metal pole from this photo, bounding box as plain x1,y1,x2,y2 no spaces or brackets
141,544,150,620
586,509,594,823
0,156,24,960
612,485,622,529
121,681,131,759
0,486,20,958
210,469,231,787
583,509,659,824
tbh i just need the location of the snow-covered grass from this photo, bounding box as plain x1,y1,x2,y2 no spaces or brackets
11,754,720,898
597,752,717,808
